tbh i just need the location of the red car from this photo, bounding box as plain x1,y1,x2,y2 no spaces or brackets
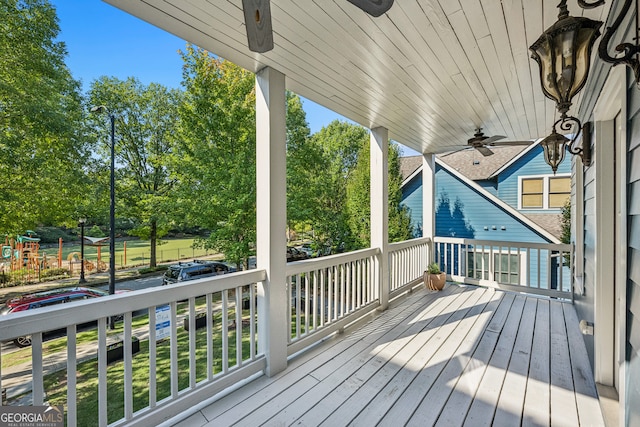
0,287,118,347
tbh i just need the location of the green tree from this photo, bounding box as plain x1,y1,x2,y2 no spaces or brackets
561,198,571,244
88,77,182,267
286,92,317,239
308,121,369,252
346,142,413,248
175,46,256,269
0,0,90,234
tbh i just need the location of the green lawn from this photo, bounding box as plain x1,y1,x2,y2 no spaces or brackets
39,238,218,268
40,308,254,425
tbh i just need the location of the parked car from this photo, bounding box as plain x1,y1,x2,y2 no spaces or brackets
0,287,120,348
162,260,236,286
287,247,309,262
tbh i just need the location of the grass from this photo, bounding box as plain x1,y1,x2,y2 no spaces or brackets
38,238,218,269
40,308,254,425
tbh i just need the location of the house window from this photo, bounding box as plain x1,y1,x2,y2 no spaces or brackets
467,250,523,285
548,176,571,208
493,253,520,285
519,174,570,210
521,178,543,208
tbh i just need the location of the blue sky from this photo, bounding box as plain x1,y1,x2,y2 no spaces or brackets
51,0,346,135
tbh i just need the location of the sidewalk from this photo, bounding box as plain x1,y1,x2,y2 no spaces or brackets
0,268,150,302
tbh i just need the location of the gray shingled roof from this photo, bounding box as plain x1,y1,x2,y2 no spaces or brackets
523,214,563,240
399,156,423,182
437,146,529,181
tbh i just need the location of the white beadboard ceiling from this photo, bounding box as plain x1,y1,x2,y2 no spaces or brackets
104,0,611,155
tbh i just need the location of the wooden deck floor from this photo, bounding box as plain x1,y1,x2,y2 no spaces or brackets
174,284,604,427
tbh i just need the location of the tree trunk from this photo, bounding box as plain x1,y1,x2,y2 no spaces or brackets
149,220,157,267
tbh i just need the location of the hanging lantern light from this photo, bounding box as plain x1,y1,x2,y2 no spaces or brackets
540,129,570,174
529,1,602,116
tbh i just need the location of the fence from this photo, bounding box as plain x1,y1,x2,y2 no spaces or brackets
0,241,213,286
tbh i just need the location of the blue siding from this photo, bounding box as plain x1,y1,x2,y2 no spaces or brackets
435,165,553,243
401,174,423,237
497,145,571,212
477,179,498,195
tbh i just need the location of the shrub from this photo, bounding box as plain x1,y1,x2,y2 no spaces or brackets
40,268,69,279
35,227,75,244
427,262,441,274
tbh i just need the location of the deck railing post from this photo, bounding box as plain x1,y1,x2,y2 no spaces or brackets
422,154,436,263
256,66,288,376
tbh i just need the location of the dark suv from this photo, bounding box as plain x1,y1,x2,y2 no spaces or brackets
0,287,114,347
162,260,235,286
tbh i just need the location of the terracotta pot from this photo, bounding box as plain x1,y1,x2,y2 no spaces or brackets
424,271,446,291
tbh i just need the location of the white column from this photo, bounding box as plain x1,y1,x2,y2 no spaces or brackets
256,66,287,376
422,154,436,260
370,127,389,309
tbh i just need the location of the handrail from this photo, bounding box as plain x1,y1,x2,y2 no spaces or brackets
0,269,266,341
388,236,431,252
432,236,573,299
285,247,379,276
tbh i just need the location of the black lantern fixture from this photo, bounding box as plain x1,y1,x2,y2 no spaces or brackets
529,1,602,118
531,0,640,173
530,0,601,172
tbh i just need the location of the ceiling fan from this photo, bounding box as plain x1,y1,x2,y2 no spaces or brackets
241,0,394,53
465,128,533,157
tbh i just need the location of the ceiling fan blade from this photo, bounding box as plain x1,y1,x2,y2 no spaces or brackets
346,0,394,17
481,135,506,145
487,140,534,146
476,146,495,157
242,0,274,53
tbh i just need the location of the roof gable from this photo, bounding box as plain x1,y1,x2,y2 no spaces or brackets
437,146,530,181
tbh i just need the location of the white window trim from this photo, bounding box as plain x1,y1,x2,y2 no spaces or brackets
465,247,527,286
517,173,571,210
592,64,627,407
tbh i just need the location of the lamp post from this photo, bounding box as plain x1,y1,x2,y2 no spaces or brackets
90,106,116,299
78,218,86,284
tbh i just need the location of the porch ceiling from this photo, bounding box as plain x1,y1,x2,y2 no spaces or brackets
104,0,611,155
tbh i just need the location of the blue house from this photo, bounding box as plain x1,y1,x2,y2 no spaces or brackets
401,145,571,288
401,144,571,243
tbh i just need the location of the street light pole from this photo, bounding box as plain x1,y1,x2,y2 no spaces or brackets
78,218,86,284
90,105,116,298
108,112,116,297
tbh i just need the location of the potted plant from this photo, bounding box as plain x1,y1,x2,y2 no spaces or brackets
424,262,446,291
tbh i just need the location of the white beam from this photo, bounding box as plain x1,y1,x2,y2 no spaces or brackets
256,66,287,376
371,127,389,309
422,153,436,260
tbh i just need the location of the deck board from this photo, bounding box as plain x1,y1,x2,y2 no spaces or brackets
182,284,605,427
522,298,551,427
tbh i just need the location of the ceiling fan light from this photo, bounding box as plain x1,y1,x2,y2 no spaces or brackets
530,12,601,115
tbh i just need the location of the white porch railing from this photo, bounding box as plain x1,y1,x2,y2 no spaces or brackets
433,237,573,299
388,237,431,295
0,270,266,427
1,236,574,426
285,248,380,355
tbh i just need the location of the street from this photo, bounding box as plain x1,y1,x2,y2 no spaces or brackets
1,274,164,354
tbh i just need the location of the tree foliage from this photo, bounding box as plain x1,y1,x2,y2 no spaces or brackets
307,121,413,251
88,77,182,266
561,198,571,244
175,46,256,268
346,141,413,248
0,0,90,234
286,93,321,235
